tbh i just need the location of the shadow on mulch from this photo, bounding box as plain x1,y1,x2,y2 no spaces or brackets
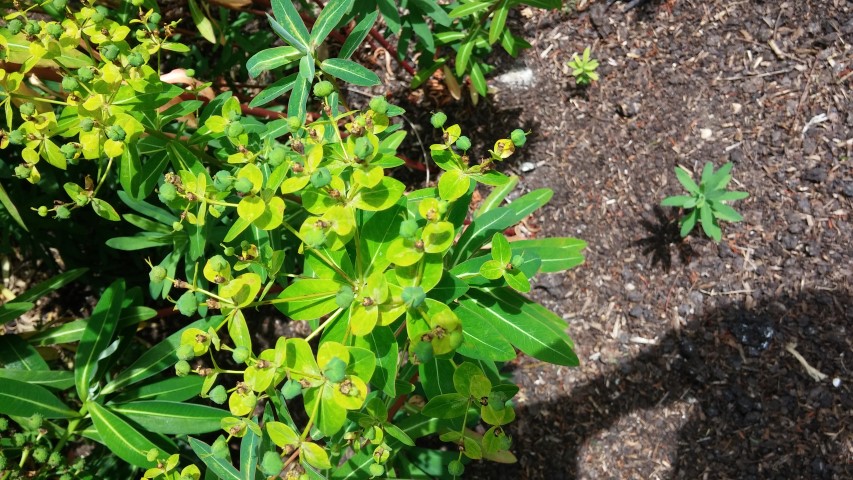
633,206,696,272
472,288,852,479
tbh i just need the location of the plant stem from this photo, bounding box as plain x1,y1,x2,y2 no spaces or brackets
305,308,343,343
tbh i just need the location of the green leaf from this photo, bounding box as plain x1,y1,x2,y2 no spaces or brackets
680,208,698,237
275,278,340,321
310,0,354,46
0,302,33,326
352,327,397,397
508,237,586,273
105,234,172,251
340,10,378,59
503,268,530,292
451,188,553,265
102,319,210,395
438,169,471,201
459,289,579,366
0,334,48,370
490,233,511,264
700,205,722,241
710,202,743,222
449,2,491,18
419,358,455,400
0,378,77,418
13,268,86,305
351,176,405,211
674,166,700,194
239,423,260,480
247,46,302,78
271,0,310,49
470,61,488,96
479,260,504,280
0,368,74,390
91,198,121,221
249,73,298,108
302,441,332,469
422,393,469,418
661,195,696,208
0,181,27,231
429,272,469,303
451,301,516,362
347,346,377,382
711,190,749,202
118,191,179,225
422,221,455,253
489,0,511,44
523,0,562,7
267,421,300,447
288,75,310,123
75,279,126,402
320,58,381,87
299,53,315,81
88,401,161,468
189,437,243,480
110,401,229,435
27,307,155,347
188,0,216,43
111,376,204,403
359,198,405,275
456,35,476,77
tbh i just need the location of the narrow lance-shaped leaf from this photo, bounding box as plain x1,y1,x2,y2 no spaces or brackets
109,401,230,435
88,401,160,468
75,279,126,402
0,378,78,418
271,0,310,49
310,0,354,47
340,10,378,59
320,58,381,87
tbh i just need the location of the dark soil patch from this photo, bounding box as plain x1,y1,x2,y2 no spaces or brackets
440,0,853,478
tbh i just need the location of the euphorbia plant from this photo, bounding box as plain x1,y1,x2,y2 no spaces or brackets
0,1,586,478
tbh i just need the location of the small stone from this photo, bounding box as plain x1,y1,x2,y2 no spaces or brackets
731,103,742,114
802,167,827,183
841,182,853,198
700,128,713,140
832,378,841,388
629,306,644,318
520,161,535,172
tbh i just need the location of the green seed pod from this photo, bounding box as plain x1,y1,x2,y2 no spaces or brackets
430,112,447,129
0,453,6,470
149,265,167,283
13,432,26,447
0,418,8,431
91,11,104,23
176,291,197,317
267,147,286,166
171,221,183,231
106,125,126,141
368,463,385,478
369,96,388,114
28,413,44,430
46,22,63,39
7,19,23,35
14,164,31,179
149,12,162,25
79,118,94,132
310,167,332,189
511,129,527,147
231,346,250,364
233,177,253,194
24,20,41,36
101,44,121,62
313,80,334,98
60,143,77,159
455,135,471,151
240,240,251,250
260,451,284,476
226,121,244,138
510,254,524,269
8,129,24,144
448,460,464,476
146,448,159,463
131,0,144,6
158,182,177,202
335,285,354,309
287,116,302,132
32,446,49,464
323,357,347,383
175,360,191,376
19,102,36,117
36,206,48,217
223,246,235,256
127,51,144,67
47,451,62,467
281,379,302,399
55,206,70,219
176,343,195,361
353,136,373,159
398,219,418,239
77,66,95,82
208,385,227,404
401,286,426,309
212,170,232,191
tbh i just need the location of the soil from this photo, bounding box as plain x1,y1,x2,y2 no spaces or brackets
418,0,853,478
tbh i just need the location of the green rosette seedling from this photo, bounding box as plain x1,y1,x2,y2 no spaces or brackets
661,162,749,241
567,46,599,86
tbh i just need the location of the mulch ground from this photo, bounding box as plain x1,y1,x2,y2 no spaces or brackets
436,0,853,478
